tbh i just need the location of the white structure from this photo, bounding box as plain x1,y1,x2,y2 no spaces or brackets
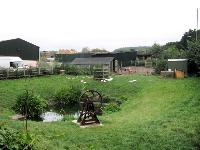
0,56,23,69
168,59,188,62
23,60,37,68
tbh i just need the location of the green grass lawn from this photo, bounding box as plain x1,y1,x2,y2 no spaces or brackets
0,74,200,149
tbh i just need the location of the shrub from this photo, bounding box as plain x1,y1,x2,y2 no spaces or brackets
154,59,167,74
102,96,128,114
54,65,62,74
0,127,35,149
102,96,116,103
63,64,91,75
54,64,92,75
102,96,127,105
103,102,120,113
62,115,74,121
68,85,82,103
64,65,78,75
13,90,47,120
52,85,82,108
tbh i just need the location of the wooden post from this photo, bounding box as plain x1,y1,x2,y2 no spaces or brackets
38,67,40,75
51,65,54,74
7,69,9,79
24,67,26,77
16,68,18,78
25,90,28,132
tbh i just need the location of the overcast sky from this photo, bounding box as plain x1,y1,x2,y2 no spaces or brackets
0,0,199,51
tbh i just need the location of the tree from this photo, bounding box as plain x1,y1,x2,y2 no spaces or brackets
149,29,200,74
188,40,200,66
163,45,187,59
179,29,200,50
150,43,163,59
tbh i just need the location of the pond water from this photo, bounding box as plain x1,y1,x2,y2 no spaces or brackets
41,111,64,122
41,111,80,122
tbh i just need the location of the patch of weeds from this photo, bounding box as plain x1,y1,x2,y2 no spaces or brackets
87,144,95,150
102,95,127,105
0,126,36,149
101,95,128,114
194,125,200,149
103,102,121,113
62,115,74,121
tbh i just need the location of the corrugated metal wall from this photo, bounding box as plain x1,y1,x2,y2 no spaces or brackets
93,52,137,67
0,38,39,60
55,53,92,64
168,60,188,73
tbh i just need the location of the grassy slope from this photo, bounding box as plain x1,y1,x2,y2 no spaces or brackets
0,75,200,149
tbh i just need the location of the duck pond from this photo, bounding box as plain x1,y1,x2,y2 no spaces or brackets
41,111,80,122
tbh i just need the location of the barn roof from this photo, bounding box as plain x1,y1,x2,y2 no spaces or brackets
0,38,39,48
71,57,114,65
0,38,39,61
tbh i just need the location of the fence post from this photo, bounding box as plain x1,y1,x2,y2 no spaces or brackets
38,67,41,75
16,68,18,78
24,68,26,77
51,66,54,74
7,69,9,79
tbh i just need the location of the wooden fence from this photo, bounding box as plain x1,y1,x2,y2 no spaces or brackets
93,65,110,80
0,68,54,80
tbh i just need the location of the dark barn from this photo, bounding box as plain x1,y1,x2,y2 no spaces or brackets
0,38,39,60
55,51,137,67
55,53,92,64
93,51,137,67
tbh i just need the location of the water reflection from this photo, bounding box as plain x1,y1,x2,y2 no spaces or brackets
41,111,63,122
41,111,80,122
73,112,80,119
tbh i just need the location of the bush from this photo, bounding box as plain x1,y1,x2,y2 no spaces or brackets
102,96,127,105
0,127,35,149
52,85,82,108
62,65,91,75
103,102,120,113
54,65,62,74
154,59,167,74
13,90,47,120
102,96,128,114
62,115,74,121
102,96,115,103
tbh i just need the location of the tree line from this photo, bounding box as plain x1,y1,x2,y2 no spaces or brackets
150,29,200,74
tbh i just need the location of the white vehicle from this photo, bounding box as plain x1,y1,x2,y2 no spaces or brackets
0,56,24,69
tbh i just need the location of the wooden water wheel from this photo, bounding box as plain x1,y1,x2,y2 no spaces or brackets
77,90,103,126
